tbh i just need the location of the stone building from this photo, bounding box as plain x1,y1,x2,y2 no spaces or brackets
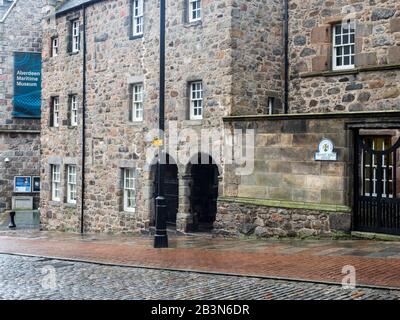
0,0,44,218
41,0,400,238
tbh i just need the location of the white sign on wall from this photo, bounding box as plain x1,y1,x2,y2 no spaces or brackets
314,139,337,161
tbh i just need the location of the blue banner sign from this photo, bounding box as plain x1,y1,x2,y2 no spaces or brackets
13,52,42,118
14,176,32,193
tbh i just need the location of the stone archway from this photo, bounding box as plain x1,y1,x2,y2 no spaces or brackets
176,153,220,233
190,161,219,231
151,154,179,228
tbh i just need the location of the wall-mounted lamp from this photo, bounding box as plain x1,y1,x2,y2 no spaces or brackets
4,158,10,163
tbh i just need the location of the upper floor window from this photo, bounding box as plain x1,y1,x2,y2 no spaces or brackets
268,97,275,115
51,37,59,57
51,164,61,202
67,165,77,204
130,83,143,122
72,20,80,53
188,0,202,22
51,97,60,127
132,0,144,37
332,21,355,70
70,95,78,126
123,168,136,212
189,81,203,120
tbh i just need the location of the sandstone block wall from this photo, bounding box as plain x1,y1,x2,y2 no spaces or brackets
223,117,353,206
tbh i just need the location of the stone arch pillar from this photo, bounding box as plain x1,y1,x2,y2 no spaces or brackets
176,168,193,233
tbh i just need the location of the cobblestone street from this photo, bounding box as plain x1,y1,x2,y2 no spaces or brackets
0,254,399,300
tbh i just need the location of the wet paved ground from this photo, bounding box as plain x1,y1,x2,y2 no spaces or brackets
0,231,400,288
1,254,399,300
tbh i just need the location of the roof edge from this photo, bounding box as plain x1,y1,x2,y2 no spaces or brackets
55,0,103,16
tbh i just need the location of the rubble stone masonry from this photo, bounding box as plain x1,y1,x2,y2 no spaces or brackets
289,0,400,113
0,0,43,212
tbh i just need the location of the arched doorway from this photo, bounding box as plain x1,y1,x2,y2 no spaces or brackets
189,154,219,232
153,154,179,227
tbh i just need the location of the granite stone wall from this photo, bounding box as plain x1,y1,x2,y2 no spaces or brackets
40,0,400,237
0,0,43,212
41,0,235,232
215,200,351,238
289,0,400,113
231,0,284,115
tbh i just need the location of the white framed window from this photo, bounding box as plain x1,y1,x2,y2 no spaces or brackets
132,0,144,36
123,168,136,212
188,0,201,22
361,136,394,198
52,97,60,127
51,164,61,201
190,81,203,120
67,165,77,204
332,21,355,70
70,95,78,126
268,97,275,115
52,37,59,57
131,83,143,121
72,20,80,53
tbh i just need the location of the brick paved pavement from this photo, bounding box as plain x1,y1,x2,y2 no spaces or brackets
1,254,399,300
0,231,399,289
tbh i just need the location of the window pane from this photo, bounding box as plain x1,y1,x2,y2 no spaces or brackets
344,56,350,65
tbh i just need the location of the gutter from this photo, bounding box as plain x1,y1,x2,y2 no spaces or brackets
0,0,18,23
283,0,289,114
80,4,87,234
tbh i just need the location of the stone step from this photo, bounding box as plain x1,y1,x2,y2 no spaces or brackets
351,231,400,242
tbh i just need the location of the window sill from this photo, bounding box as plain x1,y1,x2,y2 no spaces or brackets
184,20,202,28
184,119,203,126
49,201,61,207
120,210,136,214
68,51,80,56
67,126,78,129
129,34,144,41
128,121,144,126
65,203,77,208
300,63,400,78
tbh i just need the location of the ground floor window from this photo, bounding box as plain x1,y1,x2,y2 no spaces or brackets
67,165,77,204
123,168,136,212
51,165,61,201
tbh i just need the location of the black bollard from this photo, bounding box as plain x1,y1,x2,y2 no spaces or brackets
8,211,16,229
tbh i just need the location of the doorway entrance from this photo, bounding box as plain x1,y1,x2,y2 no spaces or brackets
190,157,219,232
354,133,400,235
154,157,179,227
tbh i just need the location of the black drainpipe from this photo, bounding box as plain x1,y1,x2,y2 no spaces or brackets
80,4,87,234
284,0,289,114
